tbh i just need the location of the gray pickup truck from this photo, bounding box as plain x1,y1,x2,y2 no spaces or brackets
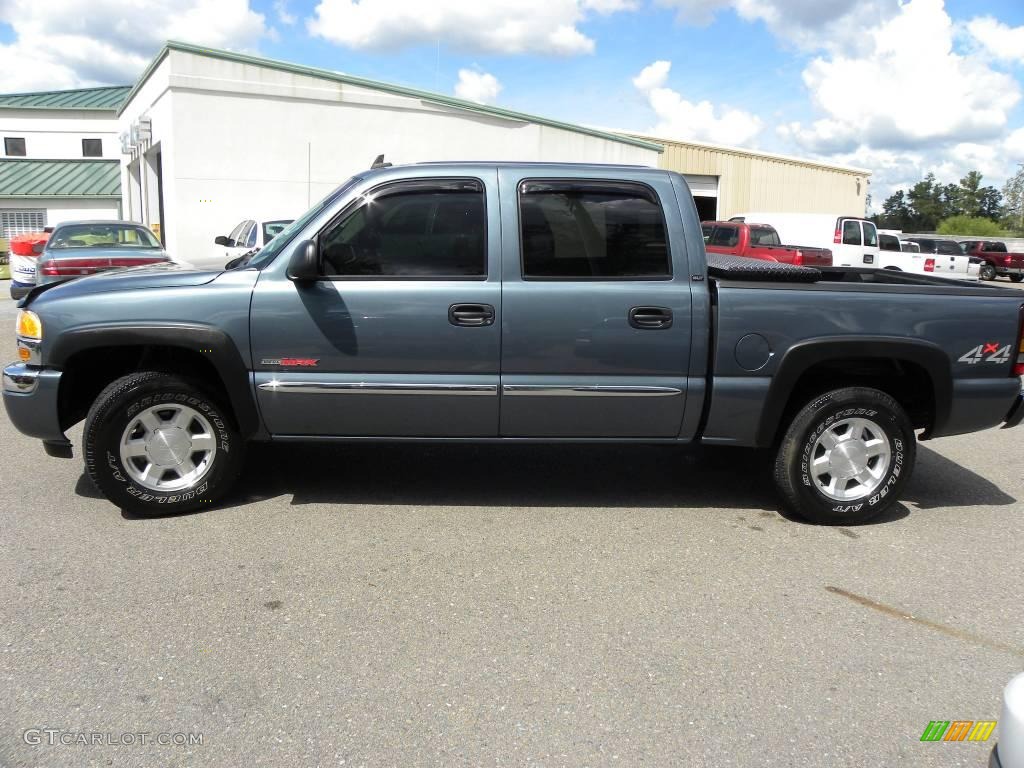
5,162,1024,524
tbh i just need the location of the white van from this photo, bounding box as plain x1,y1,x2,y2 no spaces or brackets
730,213,879,268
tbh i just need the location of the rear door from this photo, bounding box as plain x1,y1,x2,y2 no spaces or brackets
251,173,501,437
835,218,879,267
497,171,691,438
935,240,968,275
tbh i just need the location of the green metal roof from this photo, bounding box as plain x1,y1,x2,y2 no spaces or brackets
122,41,662,153
0,85,131,110
0,159,121,198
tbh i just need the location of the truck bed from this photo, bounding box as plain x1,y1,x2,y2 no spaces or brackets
707,252,1021,294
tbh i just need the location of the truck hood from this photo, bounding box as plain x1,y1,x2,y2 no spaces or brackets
21,262,223,307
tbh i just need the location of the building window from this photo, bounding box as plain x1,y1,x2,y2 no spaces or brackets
4,137,26,157
0,209,47,238
519,180,670,279
82,138,102,157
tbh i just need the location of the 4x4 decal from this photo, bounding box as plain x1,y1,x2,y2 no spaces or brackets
958,343,1011,365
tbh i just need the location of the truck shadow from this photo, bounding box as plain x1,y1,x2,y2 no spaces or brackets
184,440,1016,521
82,440,1013,522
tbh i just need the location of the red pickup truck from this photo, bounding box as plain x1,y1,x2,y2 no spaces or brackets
959,240,1024,282
702,221,833,267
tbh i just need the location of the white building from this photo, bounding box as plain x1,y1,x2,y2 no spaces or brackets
0,86,127,239
116,41,662,265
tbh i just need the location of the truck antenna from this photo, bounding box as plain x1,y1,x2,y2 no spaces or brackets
371,154,392,170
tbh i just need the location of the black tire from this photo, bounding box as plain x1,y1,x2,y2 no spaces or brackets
84,372,244,514
774,387,916,525
980,263,997,281
1010,274,1024,283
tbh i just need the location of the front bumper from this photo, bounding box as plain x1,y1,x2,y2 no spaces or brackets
2,362,68,447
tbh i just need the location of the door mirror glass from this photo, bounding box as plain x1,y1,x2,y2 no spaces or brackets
287,239,319,281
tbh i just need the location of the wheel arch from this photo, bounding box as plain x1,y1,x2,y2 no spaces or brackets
49,323,261,438
756,336,952,447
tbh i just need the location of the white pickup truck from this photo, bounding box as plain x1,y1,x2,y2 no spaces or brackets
879,233,976,280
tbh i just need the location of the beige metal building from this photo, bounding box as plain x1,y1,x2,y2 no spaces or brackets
623,133,870,222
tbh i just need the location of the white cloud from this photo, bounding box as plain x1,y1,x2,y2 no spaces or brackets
454,69,502,104
967,16,1024,64
307,0,633,55
1006,128,1024,161
0,0,269,90
633,60,762,146
274,0,297,25
655,0,899,51
778,0,1019,155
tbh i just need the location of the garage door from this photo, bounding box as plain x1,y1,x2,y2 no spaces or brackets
684,175,718,221
0,209,46,238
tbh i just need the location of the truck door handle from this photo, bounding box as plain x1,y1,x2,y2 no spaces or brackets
448,303,495,327
629,306,673,330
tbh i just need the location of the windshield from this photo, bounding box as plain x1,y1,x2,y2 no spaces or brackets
49,223,160,249
262,220,293,243
246,178,362,269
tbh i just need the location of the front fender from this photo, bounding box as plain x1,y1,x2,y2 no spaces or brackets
47,323,261,439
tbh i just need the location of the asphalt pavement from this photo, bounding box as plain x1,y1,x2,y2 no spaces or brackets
0,278,1022,767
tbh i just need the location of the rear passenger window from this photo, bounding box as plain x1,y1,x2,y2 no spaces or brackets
863,222,877,247
750,228,780,246
519,180,670,279
709,226,739,248
842,220,861,246
319,179,486,278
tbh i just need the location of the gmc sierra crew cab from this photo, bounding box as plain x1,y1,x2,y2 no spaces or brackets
5,162,1024,525
702,221,832,267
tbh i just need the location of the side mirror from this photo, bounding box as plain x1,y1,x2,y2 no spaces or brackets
32,243,45,255
287,239,319,282
214,235,229,246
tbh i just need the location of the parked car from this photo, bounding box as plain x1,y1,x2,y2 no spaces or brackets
702,221,832,266
730,212,880,269
215,218,293,266
35,221,170,288
5,163,1024,527
959,240,1024,282
879,234,975,280
8,231,50,299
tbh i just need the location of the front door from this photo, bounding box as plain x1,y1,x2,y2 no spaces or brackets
497,172,691,438
251,174,501,437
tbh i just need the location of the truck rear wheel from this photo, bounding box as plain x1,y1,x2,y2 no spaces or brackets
774,387,915,525
1010,274,1024,283
84,372,244,514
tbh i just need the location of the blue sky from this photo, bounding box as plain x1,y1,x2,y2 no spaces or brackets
2,0,1023,201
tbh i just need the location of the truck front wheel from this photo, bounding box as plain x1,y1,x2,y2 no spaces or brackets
980,263,997,281
83,372,244,514
774,387,915,525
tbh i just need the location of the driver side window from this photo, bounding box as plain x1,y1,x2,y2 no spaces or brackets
318,179,487,278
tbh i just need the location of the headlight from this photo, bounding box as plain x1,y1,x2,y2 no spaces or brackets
16,310,42,341
15,310,41,364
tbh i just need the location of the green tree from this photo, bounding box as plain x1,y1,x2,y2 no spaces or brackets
877,190,912,230
1002,165,1024,233
907,173,946,231
936,215,1004,236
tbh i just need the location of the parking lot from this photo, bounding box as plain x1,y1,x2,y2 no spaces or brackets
0,283,1021,767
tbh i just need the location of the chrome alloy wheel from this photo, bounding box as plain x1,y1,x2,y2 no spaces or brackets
119,403,217,492
810,417,891,501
